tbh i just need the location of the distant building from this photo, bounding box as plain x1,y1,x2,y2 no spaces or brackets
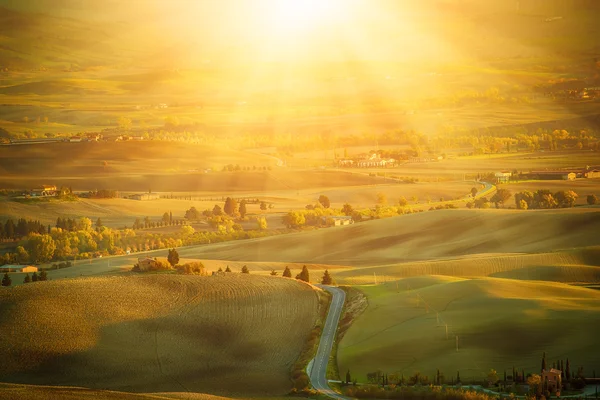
542,369,562,394
494,171,512,183
31,185,57,197
584,167,600,179
338,159,354,167
130,193,160,201
69,136,83,143
322,216,354,226
0,265,38,273
137,258,157,271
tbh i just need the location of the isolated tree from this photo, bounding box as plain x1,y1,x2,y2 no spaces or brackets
162,212,170,225
398,196,408,207
95,217,103,230
23,273,31,284
260,201,268,211
283,266,292,278
1,272,11,287
377,192,387,205
321,269,333,285
491,188,512,208
224,197,238,216
241,265,249,274
270,269,278,276
38,270,47,281
239,200,248,218
587,194,598,205
256,216,268,230
346,370,352,384
318,195,331,209
212,205,223,216
296,265,309,282
342,203,354,216
225,265,231,272
457,371,461,384
167,248,179,267
471,187,478,198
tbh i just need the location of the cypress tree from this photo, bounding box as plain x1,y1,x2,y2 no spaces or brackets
283,266,292,277
241,265,249,274
39,270,47,281
32,271,38,282
321,269,333,284
346,370,351,384
542,352,547,372
23,273,31,283
566,359,571,382
1,272,11,287
513,366,516,382
561,360,564,378
225,265,231,272
296,265,309,282
457,371,460,383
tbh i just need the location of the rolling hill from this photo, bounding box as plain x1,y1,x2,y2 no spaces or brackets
177,208,600,266
0,274,320,396
338,275,600,383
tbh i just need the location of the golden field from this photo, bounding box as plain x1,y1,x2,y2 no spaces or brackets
0,275,320,396
177,208,600,266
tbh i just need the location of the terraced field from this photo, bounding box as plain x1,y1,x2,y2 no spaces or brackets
0,275,320,396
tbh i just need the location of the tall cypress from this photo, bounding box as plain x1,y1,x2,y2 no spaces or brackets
566,359,571,382
542,352,547,373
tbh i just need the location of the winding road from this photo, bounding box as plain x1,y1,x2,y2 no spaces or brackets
309,285,349,400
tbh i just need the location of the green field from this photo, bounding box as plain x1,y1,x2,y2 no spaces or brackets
338,276,600,384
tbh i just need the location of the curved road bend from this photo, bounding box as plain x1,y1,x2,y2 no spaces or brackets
309,285,350,400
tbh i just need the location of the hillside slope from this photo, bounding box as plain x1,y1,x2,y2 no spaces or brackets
338,276,600,383
0,275,319,396
179,208,600,266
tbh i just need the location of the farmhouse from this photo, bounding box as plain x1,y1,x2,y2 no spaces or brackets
0,265,38,273
130,192,160,201
137,258,158,271
584,166,600,179
494,171,512,183
337,159,354,167
322,216,354,226
542,369,562,394
31,184,57,196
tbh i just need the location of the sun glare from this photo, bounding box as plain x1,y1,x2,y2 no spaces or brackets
266,0,346,36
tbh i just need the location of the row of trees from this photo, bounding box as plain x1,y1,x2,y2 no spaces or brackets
515,189,579,209
0,214,281,267
1,270,48,286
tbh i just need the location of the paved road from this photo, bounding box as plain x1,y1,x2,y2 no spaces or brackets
309,285,350,400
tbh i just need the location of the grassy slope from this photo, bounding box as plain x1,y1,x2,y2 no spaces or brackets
333,246,600,285
178,208,600,266
337,276,600,383
0,274,320,397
